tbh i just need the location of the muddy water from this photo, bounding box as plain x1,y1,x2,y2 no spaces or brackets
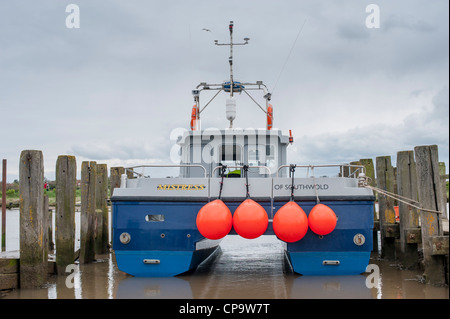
1,209,448,299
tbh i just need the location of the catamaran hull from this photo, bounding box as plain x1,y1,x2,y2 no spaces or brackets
112,197,373,277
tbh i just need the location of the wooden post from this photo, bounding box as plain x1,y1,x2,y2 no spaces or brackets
19,150,47,288
80,161,97,264
359,158,378,252
110,167,125,196
1,159,6,252
95,164,108,254
376,156,397,259
110,166,124,246
55,155,77,274
438,162,448,217
415,145,446,285
396,150,420,269
43,194,52,253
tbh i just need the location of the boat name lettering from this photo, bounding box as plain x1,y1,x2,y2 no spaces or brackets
157,184,206,190
273,184,329,190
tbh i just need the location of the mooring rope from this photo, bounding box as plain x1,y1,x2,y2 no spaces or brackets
359,176,442,215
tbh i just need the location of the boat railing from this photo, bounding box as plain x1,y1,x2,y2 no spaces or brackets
276,164,366,178
125,164,208,178
212,165,272,176
123,163,365,180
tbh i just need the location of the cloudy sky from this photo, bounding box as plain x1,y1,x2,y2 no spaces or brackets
0,0,448,181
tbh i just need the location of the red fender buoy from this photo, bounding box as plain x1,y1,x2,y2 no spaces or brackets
308,204,337,236
273,201,308,242
196,199,232,240
233,199,268,239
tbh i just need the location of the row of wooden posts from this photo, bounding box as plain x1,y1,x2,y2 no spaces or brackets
347,145,449,286
17,151,127,288
8,145,450,288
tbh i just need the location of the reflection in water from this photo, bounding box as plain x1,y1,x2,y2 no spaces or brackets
1,211,448,299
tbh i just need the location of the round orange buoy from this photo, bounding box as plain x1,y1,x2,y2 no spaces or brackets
308,204,337,236
196,199,232,240
233,199,268,239
273,201,308,243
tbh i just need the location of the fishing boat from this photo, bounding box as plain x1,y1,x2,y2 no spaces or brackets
111,22,375,277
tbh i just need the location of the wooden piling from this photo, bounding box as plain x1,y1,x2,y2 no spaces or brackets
55,155,77,274
110,167,125,195
359,158,378,252
80,161,97,264
376,156,397,259
19,150,47,288
95,164,108,254
110,166,124,245
415,145,446,285
43,194,52,253
1,159,6,252
396,150,420,269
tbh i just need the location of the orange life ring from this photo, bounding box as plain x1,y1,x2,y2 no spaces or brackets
267,104,273,130
191,104,199,130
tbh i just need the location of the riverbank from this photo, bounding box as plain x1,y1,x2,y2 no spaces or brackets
0,189,82,209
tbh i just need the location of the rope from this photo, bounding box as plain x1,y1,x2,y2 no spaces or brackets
289,164,296,201
360,177,442,215
218,165,227,200
243,165,250,199
272,19,307,95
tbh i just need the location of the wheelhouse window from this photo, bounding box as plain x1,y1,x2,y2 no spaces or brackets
219,144,242,177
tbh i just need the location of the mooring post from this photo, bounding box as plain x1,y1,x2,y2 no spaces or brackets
110,166,124,245
359,158,378,252
376,156,397,259
43,194,51,253
415,145,447,285
1,159,6,252
95,163,108,254
438,162,448,218
110,167,125,194
55,155,77,274
396,150,420,269
80,161,97,264
19,150,47,288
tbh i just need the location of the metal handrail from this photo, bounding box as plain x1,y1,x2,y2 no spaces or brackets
212,165,272,176
125,164,208,178
276,164,366,178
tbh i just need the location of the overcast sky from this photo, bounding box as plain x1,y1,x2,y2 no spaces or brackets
0,0,448,181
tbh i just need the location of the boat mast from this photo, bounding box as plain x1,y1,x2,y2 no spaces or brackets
193,22,272,130
214,21,249,97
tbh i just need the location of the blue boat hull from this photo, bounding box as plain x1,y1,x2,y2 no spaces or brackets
112,198,373,277
280,200,374,275
115,247,219,277
112,201,220,277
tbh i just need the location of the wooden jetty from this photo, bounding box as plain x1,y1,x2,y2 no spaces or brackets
1,145,449,290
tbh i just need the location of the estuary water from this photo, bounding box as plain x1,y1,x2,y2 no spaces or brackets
0,208,448,299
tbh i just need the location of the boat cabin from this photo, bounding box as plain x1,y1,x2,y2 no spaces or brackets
177,128,290,178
